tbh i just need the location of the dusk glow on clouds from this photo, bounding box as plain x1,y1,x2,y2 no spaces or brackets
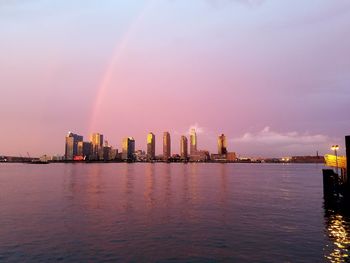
232,127,331,157
0,0,349,156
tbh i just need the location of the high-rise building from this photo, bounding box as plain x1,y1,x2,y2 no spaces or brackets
90,133,103,160
163,132,171,160
147,132,156,160
180,136,188,159
65,137,75,161
77,141,92,159
218,134,228,155
109,148,118,161
65,132,83,160
122,137,135,161
77,141,84,157
103,146,111,161
190,128,197,155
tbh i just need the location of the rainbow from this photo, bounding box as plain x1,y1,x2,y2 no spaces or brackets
89,1,156,133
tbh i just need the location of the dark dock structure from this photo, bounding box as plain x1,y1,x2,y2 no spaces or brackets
323,135,350,200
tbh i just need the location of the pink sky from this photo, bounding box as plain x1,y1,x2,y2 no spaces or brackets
0,0,349,157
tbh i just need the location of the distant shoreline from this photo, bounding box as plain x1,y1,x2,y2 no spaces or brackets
0,160,325,165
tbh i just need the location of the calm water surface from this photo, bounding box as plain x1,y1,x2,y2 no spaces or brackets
0,163,349,262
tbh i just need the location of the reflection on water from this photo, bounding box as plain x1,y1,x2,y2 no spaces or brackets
0,163,335,262
144,164,155,209
324,195,350,262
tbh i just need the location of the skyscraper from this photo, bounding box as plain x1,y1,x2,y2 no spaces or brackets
65,132,83,160
163,132,171,160
190,128,197,155
90,133,103,160
77,141,92,159
218,134,228,155
180,136,188,159
122,137,135,161
147,132,156,160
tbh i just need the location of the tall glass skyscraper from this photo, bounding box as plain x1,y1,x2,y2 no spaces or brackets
90,133,103,160
122,137,135,161
147,132,156,160
190,128,197,156
65,132,83,160
180,136,188,159
163,132,171,160
218,134,228,155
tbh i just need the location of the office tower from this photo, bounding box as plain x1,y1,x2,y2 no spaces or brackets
65,136,75,160
103,146,111,161
77,141,84,157
109,148,118,161
90,133,103,159
218,134,228,155
147,132,156,159
65,132,83,160
163,132,171,160
122,137,135,161
180,136,188,159
190,128,197,155
77,141,92,159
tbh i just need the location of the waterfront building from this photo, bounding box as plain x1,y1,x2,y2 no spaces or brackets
171,154,181,162
218,134,228,155
65,132,83,160
77,141,92,159
180,136,188,159
102,146,110,161
163,132,171,160
190,128,197,155
109,148,118,161
77,141,83,157
90,133,103,160
211,153,227,161
135,150,147,162
190,150,210,162
122,137,135,161
226,152,237,162
147,132,156,160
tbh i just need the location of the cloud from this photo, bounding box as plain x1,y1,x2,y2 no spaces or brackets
233,126,329,145
204,0,265,8
232,126,335,156
0,0,32,7
188,123,205,135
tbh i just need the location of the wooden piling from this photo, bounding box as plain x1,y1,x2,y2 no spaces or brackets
343,135,350,194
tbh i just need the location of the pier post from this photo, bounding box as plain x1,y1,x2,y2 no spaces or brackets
346,136,350,185
323,169,338,197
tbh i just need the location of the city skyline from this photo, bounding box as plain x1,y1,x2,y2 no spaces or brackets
1,1,349,157
65,129,219,159
63,128,240,162
4,124,345,158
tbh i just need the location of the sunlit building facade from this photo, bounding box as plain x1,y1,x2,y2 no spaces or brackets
90,133,103,160
163,132,171,160
180,136,188,159
218,134,228,155
65,132,83,160
77,141,92,159
122,137,135,161
147,132,156,160
190,128,197,155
